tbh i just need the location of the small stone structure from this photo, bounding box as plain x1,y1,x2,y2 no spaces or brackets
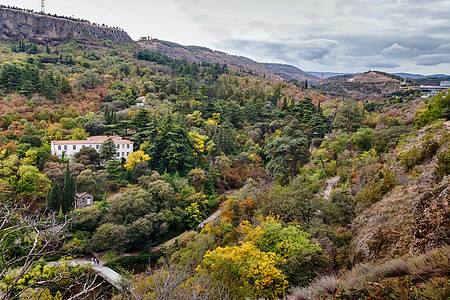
76,192,93,208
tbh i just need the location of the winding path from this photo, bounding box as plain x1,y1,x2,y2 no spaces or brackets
150,206,224,253
322,176,340,200
68,259,126,292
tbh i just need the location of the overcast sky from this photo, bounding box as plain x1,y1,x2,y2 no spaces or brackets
4,0,450,74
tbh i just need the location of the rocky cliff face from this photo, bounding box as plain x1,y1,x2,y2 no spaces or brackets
0,8,132,43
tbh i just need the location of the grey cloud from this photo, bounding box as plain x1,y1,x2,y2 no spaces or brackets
366,62,401,69
219,39,339,65
416,54,450,66
11,0,450,73
436,43,450,53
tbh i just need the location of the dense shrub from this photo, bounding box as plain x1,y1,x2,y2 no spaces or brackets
106,252,163,273
415,91,450,128
357,169,397,204
351,127,374,152
400,136,439,171
373,125,411,153
436,147,450,176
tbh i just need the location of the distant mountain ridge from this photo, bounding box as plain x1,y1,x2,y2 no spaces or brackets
138,39,319,83
392,73,450,79
261,63,318,83
306,71,354,78
0,7,132,43
307,71,450,80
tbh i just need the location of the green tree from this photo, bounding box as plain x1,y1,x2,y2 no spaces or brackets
70,128,89,140
46,181,61,213
99,138,117,164
89,223,127,252
415,91,450,128
76,169,107,198
261,179,322,225
84,117,106,136
105,159,127,183
264,118,310,179
126,212,169,251
149,116,195,175
61,164,76,214
213,124,237,155
351,127,374,152
332,101,364,132
74,146,99,166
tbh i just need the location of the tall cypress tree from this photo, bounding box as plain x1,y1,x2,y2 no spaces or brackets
46,181,61,213
61,164,76,214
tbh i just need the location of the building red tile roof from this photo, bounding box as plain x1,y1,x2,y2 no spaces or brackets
51,135,133,144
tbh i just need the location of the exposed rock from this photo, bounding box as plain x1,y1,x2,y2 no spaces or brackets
351,122,450,263
347,71,401,83
411,179,450,254
0,8,132,43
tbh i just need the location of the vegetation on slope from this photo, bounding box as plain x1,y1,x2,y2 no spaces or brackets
0,31,449,299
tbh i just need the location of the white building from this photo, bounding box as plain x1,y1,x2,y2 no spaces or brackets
50,135,134,160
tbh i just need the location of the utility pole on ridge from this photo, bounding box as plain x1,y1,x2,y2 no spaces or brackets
40,0,45,13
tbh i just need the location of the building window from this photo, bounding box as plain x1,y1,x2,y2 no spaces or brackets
127,144,130,149
122,152,125,157
64,145,67,150
116,145,120,149
73,145,76,150
96,145,99,149
58,145,61,150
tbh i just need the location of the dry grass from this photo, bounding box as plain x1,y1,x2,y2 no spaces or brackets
289,275,338,300
410,246,450,278
311,275,338,294
289,246,450,299
370,257,413,279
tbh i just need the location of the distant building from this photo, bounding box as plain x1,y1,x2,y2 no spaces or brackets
440,81,450,87
50,135,133,160
76,192,93,208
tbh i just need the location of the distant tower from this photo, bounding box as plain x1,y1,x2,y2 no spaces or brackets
40,0,45,13
320,73,326,85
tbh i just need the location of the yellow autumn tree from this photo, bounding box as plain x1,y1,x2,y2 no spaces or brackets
239,215,321,259
124,150,151,171
200,241,288,299
206,112,221,125
189,131,214,157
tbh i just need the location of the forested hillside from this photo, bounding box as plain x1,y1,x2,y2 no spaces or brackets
138,39,319,83
0,21,449,300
